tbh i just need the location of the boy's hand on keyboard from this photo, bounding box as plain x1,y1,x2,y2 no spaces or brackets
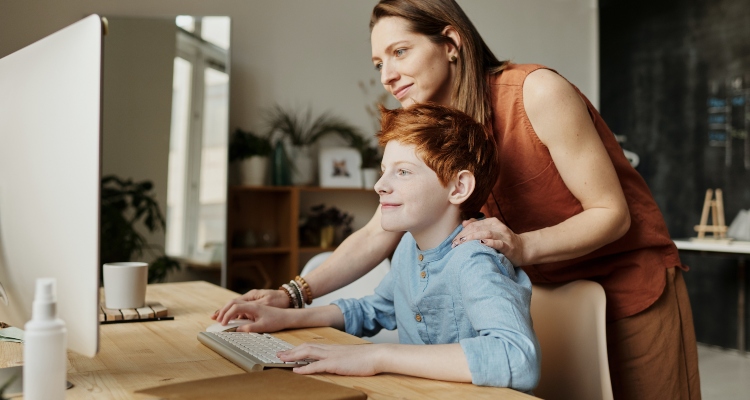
211,289,289,321
216,303,291,333
278,343,382,376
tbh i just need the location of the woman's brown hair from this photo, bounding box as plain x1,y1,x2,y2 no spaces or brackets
370,0,508,127
377,103,499,219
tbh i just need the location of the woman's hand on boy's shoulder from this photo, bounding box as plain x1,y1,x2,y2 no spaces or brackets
453,217,527,266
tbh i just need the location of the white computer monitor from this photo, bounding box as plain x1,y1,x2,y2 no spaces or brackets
0,14,103,357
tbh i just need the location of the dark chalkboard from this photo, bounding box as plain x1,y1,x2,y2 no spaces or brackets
600,0,750,349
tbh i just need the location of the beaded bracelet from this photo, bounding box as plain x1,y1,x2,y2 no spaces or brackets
294,276,313,305
278,287,293,308
280,284,295,308
287,282,304,309
289,280,306,306
280,284,300,308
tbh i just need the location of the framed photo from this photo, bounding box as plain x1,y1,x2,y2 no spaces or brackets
318,147,362,188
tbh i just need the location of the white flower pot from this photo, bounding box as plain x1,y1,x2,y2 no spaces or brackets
239,156,269,186
361,168,379,189
290,145,316,186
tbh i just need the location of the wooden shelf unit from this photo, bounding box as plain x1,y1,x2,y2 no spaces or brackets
226,185,378,293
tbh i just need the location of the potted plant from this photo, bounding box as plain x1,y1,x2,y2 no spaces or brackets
100,175,181,283
337,130,383,189
299,204,354,248
264,105,361,186
229,128,273,186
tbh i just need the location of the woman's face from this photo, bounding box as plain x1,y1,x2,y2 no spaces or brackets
371,17,455,107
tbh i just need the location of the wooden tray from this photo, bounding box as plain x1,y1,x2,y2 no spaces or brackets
99,302,168,322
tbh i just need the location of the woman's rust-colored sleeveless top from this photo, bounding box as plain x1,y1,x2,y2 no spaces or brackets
482,63,682,321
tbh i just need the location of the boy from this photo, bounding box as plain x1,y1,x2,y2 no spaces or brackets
216,103,540,391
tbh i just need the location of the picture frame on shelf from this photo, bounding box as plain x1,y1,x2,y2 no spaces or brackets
318,147,362,188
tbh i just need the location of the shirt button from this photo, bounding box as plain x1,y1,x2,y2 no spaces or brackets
420,271,426,278
418,254,424,261
415,314,422,322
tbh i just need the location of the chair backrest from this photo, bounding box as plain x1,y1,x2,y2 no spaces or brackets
300,252,399,344
530,280,613,400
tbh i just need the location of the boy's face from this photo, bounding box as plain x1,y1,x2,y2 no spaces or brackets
375,141,453,235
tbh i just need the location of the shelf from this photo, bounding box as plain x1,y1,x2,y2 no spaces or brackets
231,247,292,256
300,246,337,253
226,183,379,292
174,257,222,270
230,185,293,193
299,186,374,193
231,185,373,194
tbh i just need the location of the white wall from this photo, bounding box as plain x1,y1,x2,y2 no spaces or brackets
0,0,598,276
102,17,176,252
461,0,599,107
0,0,599,138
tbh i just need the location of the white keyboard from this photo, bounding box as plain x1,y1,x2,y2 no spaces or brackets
197,331,314,372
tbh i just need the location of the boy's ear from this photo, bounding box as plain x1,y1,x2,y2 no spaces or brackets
448,170,475,206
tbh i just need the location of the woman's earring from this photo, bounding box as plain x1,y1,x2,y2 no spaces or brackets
450,55,457,63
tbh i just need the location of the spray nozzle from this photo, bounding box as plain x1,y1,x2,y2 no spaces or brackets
34,278,56,304
32,278,57,321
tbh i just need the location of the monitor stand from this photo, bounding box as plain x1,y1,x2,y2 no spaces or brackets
0,366,73,397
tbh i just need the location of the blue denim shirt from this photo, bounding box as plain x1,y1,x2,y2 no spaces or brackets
332,224,541,391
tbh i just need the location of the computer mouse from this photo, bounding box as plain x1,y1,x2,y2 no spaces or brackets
206,319,253,333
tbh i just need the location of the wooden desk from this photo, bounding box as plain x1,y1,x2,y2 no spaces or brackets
674,239,750,352
0,281,535,399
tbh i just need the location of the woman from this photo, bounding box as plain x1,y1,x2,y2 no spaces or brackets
214,1,700,398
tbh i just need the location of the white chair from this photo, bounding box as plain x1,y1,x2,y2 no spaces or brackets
301,252,399,344
530,280,613,400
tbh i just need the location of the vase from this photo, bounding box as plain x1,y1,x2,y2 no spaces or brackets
290,145,316,186
320,225,335,249
271,141,292,186
361,168,379,189
239,156,268,186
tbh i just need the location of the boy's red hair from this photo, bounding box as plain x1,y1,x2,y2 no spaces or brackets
377,103,499,218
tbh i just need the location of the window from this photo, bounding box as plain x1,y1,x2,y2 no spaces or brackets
166,17,230,261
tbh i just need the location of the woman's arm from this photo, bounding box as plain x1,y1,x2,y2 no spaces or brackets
304,205,403,298
212,206,403,317
456,69,630,266
217,303,346,333
279,342,472,383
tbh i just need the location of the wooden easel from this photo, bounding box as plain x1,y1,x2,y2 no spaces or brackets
693,188,728,240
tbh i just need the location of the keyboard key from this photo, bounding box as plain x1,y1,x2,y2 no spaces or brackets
198,331,316,372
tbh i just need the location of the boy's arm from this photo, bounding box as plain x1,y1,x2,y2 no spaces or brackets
330,254,399,337
217,303,345,333
457,246,541,391
284,304,346,331
280,342,472,382
228,247,401,336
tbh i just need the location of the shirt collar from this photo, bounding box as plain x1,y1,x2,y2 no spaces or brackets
414,224,464,263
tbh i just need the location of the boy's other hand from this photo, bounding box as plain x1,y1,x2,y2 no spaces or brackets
454,217,526,266
213,303,290,333
211,289,289,321
278,343,384,376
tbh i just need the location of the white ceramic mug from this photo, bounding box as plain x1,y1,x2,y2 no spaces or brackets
103,262,148,309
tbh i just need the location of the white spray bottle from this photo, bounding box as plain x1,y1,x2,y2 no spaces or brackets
23,278,67,400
